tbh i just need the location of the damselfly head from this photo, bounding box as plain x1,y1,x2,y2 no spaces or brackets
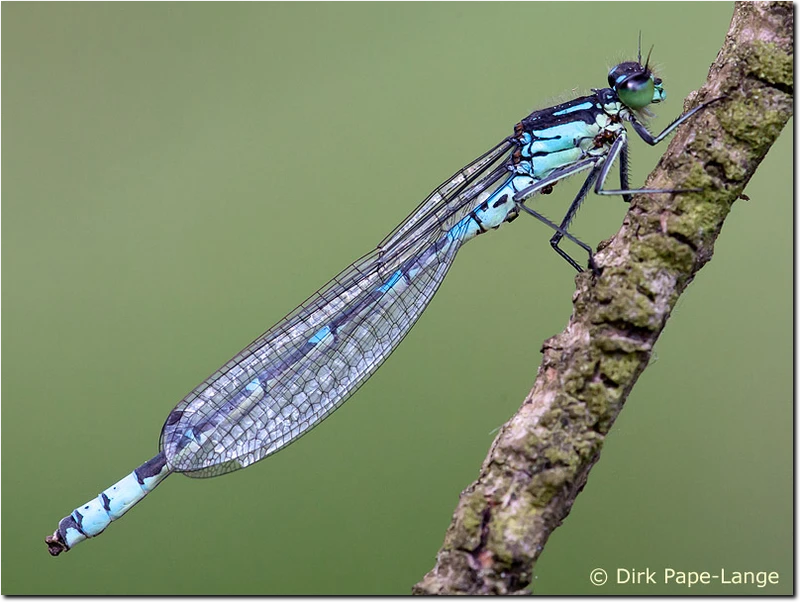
608,59,665,111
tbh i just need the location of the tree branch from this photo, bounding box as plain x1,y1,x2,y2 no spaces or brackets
413,2,793,595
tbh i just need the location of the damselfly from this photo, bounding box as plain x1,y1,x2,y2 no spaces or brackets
46,47,719,556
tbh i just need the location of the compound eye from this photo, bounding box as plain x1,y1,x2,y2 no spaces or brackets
617,75,655,110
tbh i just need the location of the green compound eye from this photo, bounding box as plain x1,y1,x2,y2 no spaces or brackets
617,75,656,110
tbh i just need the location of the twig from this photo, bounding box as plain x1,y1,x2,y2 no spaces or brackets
412,2,793,595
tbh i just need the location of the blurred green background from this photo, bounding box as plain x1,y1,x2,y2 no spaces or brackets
2,2,791,595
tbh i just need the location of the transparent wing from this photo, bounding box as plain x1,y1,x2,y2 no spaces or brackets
160,147,513,477
380,138,514,254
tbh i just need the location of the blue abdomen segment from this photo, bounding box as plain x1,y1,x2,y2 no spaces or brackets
445,176,524,244
45,453,171,556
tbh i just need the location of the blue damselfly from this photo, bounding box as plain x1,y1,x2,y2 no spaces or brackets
46,46,719,556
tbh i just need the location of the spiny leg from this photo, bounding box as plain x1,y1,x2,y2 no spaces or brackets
630,97,725,146
600,98,725,198
512,159,600,273
595,134,702,197
518,202,597,273
548,165,602,272
619,139,631,203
